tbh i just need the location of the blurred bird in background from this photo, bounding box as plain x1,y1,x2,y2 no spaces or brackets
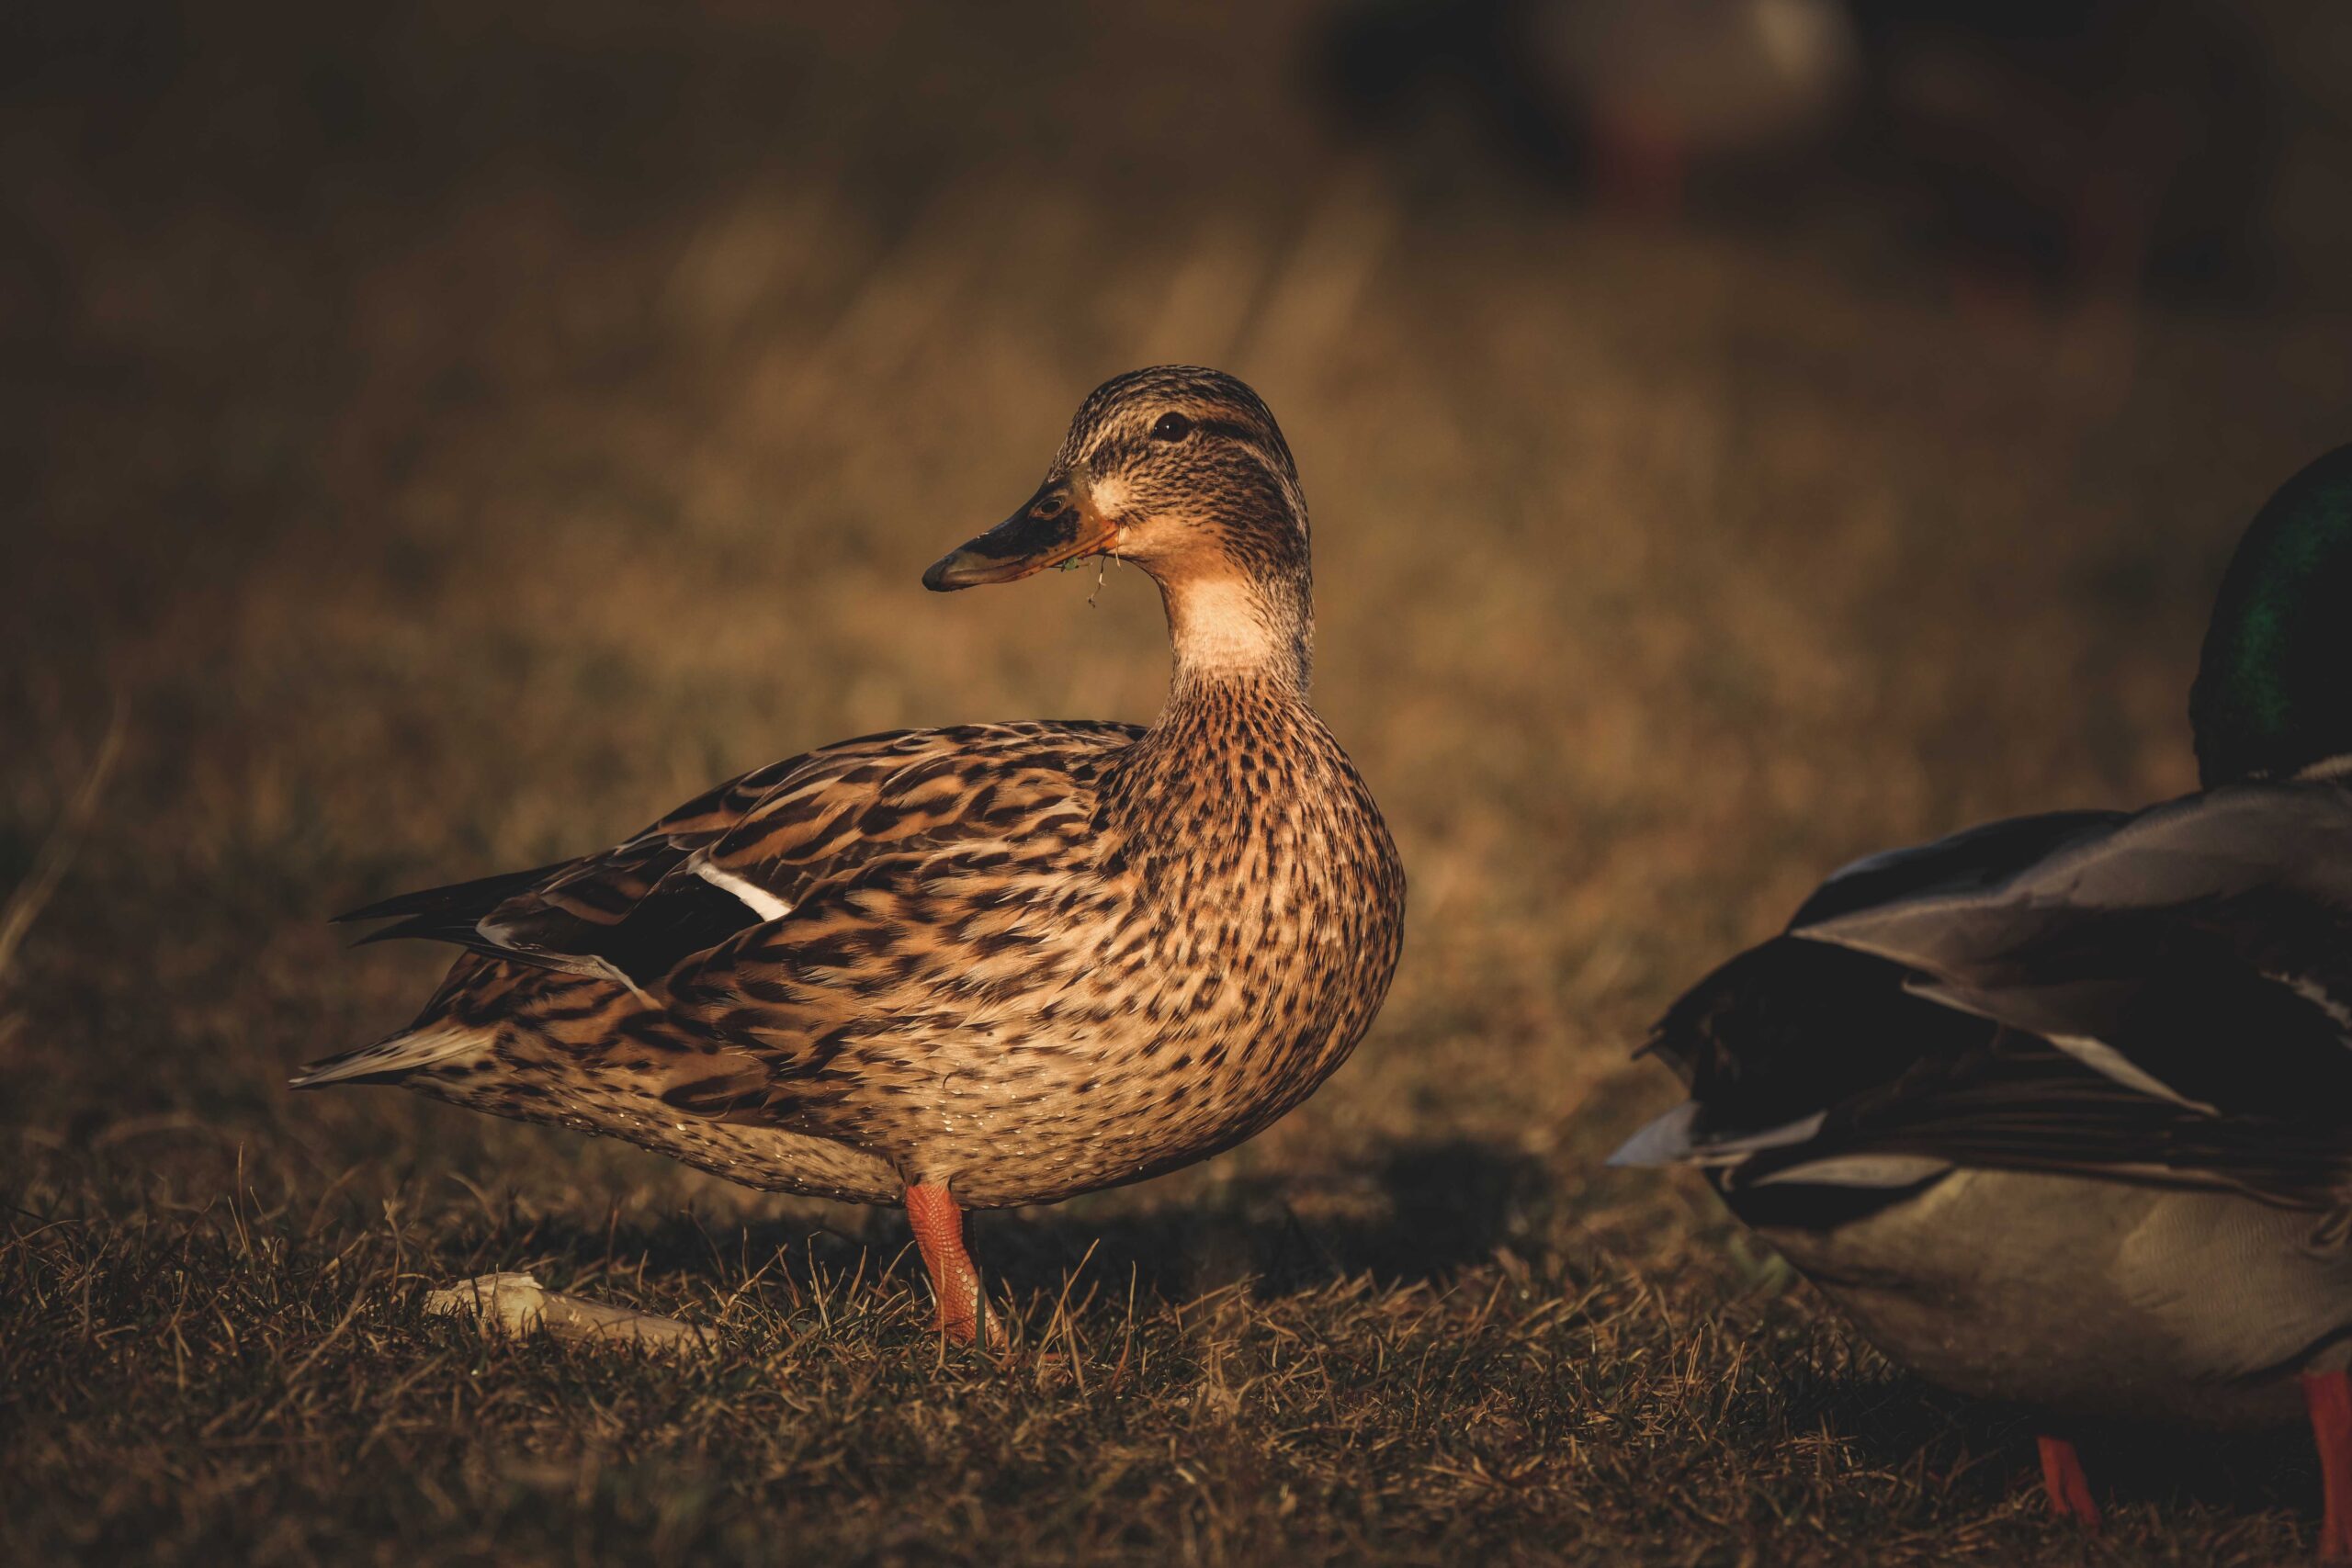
1320,0,2277,299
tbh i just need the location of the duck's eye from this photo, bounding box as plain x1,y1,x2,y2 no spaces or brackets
1149,412,1193,443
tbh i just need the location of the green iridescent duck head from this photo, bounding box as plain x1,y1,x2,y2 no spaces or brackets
2193,445,2352,786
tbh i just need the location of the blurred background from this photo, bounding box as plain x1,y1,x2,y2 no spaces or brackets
10,1,2352,1561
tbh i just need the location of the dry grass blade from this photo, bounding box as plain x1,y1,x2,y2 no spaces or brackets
0,707,122,989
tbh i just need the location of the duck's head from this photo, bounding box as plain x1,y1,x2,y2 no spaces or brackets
2192,444,2352,785
924,366,1315,685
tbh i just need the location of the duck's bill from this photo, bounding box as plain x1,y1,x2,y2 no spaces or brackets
922,485,1118,591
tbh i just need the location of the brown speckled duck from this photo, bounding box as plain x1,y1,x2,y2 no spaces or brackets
296,367,1407,1343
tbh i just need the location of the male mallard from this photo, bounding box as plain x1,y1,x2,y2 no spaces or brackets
296,367,1407,1342
1615,446,2352,1553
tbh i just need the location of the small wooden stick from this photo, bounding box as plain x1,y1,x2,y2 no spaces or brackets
424,1272,713,1352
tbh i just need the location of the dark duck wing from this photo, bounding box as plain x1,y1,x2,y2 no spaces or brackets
1624,443,2352,1213
1619,785,2352,1215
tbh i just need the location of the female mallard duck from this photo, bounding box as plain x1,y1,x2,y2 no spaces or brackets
1615,445,2352,1554
296,367,1407,1342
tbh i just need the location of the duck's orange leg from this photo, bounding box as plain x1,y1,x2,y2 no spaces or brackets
905,1182,987,1344
2038,1435,2101,1529
2304,1371,2352,1561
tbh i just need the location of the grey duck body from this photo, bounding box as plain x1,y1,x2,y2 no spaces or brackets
1762,1170,2352,1427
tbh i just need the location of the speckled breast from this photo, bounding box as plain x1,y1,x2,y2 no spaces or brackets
921,742,1406,1208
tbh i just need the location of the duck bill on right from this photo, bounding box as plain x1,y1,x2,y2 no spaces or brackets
922,478,1120,591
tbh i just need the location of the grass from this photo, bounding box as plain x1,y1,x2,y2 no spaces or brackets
8,1,2352,1562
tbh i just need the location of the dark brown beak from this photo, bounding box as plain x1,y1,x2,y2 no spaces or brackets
922,479,1119,592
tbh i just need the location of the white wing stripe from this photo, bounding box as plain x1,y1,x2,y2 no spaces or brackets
1608,1102,1829,1168
2042,1032,2220,1115
695,862,793,922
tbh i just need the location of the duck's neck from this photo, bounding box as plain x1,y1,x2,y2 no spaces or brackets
1159,568,1313,699
2192,446,2352,786
1102,569,1322,840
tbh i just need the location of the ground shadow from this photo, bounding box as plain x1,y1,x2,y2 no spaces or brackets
981,1135,1559,1302
417,1135,1557,1315
1754,1363,2324,1521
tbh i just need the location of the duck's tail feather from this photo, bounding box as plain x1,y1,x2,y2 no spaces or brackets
335,863,571,941
288,1024,489,1089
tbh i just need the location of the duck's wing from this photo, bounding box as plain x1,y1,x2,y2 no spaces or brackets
1620,787,2352,1212
1787,808,2128,928
1795,784,2352,1122
338,720,1144,993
